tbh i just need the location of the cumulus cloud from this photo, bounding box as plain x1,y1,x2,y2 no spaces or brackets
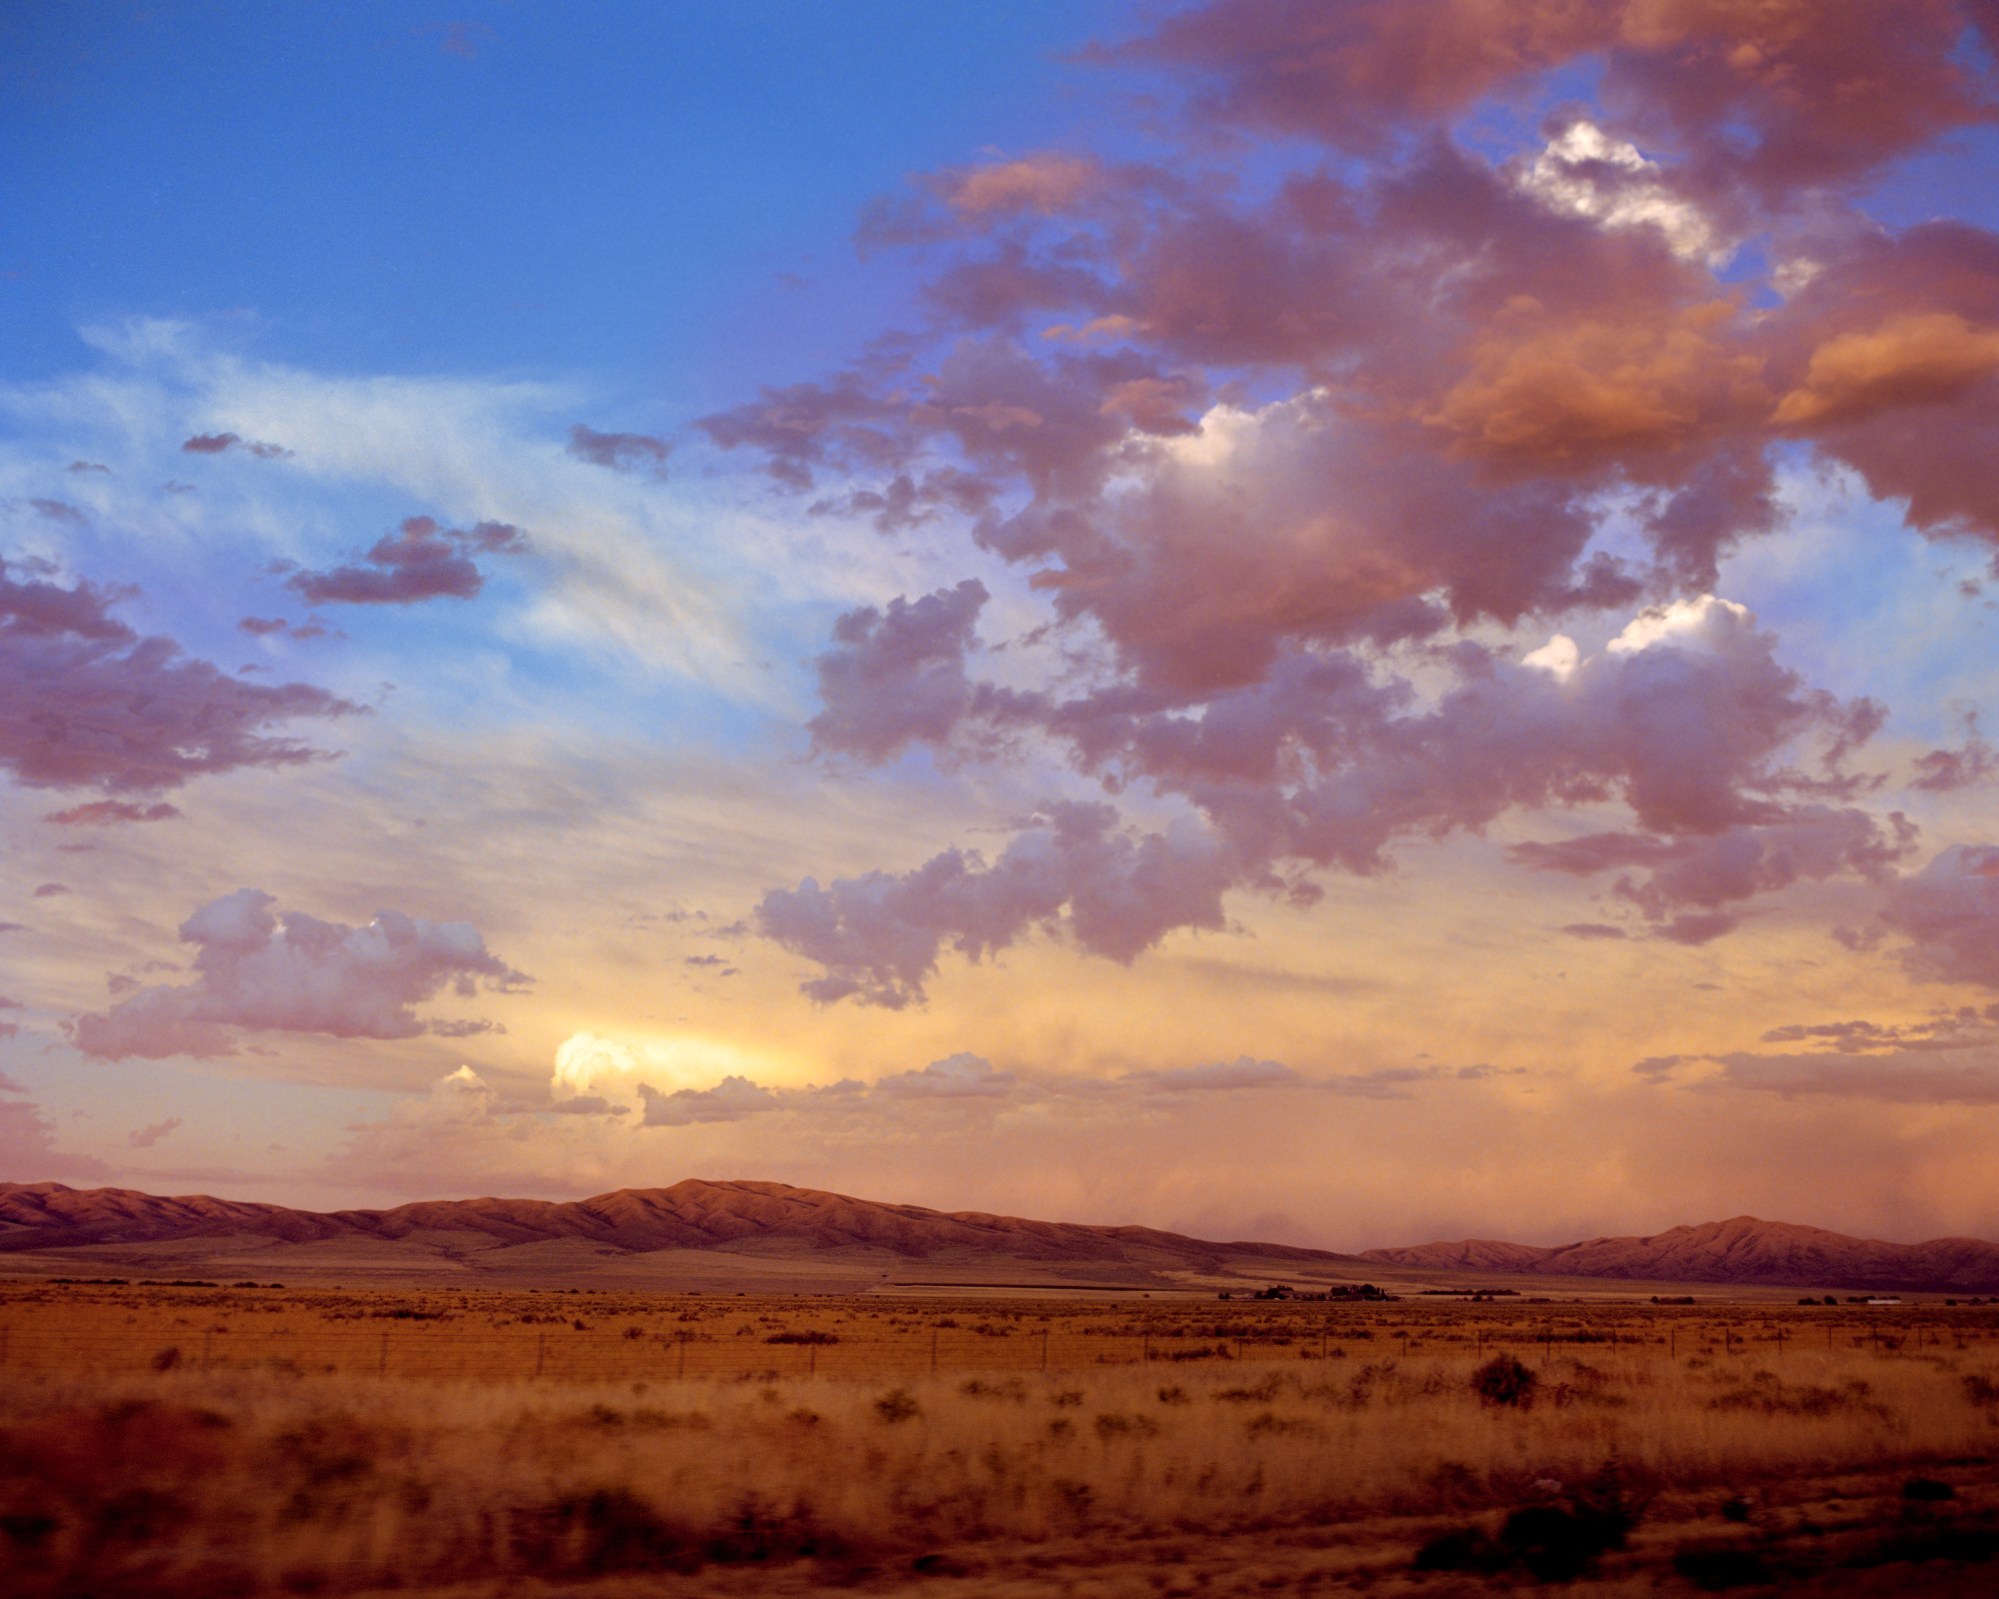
637,1075,780,1126
766,587,1889,1002
72,888,528,1060
758,801,1234,1007
689,2,1999,1027
873,1051,1014,1098
286,515,529,606
0,559,357,801
127,1116,182,1149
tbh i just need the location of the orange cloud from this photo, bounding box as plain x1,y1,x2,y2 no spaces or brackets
1772,312,1999,427
1427,300,1767,463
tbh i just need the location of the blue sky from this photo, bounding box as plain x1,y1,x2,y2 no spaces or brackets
1,3,1120,398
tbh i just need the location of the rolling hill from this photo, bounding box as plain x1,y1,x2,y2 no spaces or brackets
1359,1215,1999,1293
3,1181,1994,1292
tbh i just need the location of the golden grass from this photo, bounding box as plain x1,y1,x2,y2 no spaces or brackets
2,1282,1996,1595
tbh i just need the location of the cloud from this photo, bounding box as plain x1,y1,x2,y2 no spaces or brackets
874,1051,1015,1098
566,424,671,478
1912,716,1997,793
127,1116,182,1149
758,800,1234,1007
0,559,357,800
543,1095,628,1118
1881,845,1999,990
72,888,528,1060
1124,1056,1298,1092
1099,0,1995,195
808,579,991,762
181,431,292,458
286,515,528,606
238,616,332,642
765,586,1890,1002
43,800,182,826
0,1096,110,1182
637,1074,780,1126
32,882,71,898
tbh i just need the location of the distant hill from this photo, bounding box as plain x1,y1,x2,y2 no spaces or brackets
1360,1215,1999,1293
4,1182,1994,1293
0,1178,1356,1285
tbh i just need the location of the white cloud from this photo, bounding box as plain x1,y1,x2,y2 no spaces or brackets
1519,121,1728,265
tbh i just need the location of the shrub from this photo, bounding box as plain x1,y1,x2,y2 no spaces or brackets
872,1389,920,1424
1471,1354,1537,1407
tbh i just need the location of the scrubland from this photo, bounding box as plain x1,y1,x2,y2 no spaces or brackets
2,1280,1996,1595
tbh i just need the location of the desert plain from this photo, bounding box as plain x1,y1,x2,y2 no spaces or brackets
4,1267,1998,1598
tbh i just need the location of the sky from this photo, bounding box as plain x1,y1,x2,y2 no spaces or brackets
5,1,1999,1251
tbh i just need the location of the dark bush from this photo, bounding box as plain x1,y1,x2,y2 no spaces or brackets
1673,1546,1773,1591
1902,1476,1955,1502
1411,1524,1495,1571
1471,1354,1538,1407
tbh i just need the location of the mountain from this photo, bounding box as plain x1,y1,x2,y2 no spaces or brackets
0,1178,1357,1286
1360,1215,1999,1293
5,1182,1995,1293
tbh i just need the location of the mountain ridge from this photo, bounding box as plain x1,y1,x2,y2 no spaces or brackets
1359,1214,1999,1292
3,1181,1995,1291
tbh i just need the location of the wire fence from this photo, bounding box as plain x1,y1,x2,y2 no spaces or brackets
1,1312,1990,1384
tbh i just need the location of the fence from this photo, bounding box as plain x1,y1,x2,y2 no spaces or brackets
0,1309,1990,1384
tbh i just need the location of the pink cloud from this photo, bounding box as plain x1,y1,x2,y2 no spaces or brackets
286,516,527,606
759,800,1234,1007
1101,1,1994,196
711,2,1998,1003
72,888,529,1060
43,800,182,826
809,579,990,762
0,559,356,800
1882,845,1999,991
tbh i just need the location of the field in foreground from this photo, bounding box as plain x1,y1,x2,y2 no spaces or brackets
3,1281,1997,1595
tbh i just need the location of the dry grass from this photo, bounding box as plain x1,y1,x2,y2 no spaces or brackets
2,1282,1997,1595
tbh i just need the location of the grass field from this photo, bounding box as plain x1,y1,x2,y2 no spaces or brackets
3,1279,1997,1595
